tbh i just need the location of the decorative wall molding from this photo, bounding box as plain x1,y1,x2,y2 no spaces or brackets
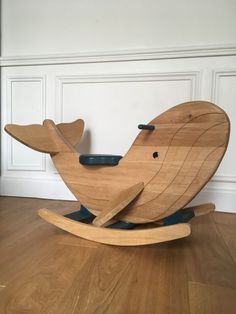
56,71,200,121
6,76,46,171
211,175,236,183
211,69,236,184
212,69,236,102
1,44,236,67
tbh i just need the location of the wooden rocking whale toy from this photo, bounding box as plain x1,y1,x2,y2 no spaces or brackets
5,101,230,246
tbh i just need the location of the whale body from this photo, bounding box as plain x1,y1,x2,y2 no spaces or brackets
5,101,230,224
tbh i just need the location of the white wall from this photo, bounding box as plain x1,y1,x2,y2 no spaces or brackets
1,0,236,213
2,0,236,56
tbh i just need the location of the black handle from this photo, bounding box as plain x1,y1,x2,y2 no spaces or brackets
138,124,155,131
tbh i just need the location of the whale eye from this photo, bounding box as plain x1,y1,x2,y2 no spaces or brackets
153,152,159,159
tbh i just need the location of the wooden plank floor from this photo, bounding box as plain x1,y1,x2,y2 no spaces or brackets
0,197,235,314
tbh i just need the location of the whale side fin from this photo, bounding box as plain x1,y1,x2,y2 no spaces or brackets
57,119,84,147
4,124,59,154
92,182,144,227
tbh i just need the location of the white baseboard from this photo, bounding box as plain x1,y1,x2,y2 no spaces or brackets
0,176,76,201
187,186,236,213
1,176,235,213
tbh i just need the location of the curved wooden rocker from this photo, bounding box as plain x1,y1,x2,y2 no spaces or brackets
5,101,230,246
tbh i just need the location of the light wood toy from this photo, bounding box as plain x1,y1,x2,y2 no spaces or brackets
5,101,230,246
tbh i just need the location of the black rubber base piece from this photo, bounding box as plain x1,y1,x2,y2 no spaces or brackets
64,205,195,230
64,205,136,230
163,211,195,225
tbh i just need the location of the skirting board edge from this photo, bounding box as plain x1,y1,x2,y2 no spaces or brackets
1,176,235,213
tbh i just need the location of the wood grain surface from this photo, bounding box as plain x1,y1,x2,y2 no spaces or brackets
38,208,191,246
0,197,235,313
92,182,144,227
4,101,230,224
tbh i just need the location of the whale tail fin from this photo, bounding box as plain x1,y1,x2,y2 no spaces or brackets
56,119,84,147
4,118,84,154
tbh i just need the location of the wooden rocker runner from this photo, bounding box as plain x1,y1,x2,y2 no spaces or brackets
5,101,230,246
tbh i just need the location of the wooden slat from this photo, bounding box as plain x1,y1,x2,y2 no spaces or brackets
213,212,236,263
55,243,190,314
0,285,6,292
183,214,236,288
189,281,236,314
0,245,95,314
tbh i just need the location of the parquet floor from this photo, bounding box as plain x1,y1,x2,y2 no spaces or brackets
0,196,235,313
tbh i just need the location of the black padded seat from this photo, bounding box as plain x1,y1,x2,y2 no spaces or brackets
79,154,122,166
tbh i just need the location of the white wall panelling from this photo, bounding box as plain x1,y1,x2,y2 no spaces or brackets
6,76,46,171
211,70,236,182
56,72,199,155
1,51,236,212
189,68,236,212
